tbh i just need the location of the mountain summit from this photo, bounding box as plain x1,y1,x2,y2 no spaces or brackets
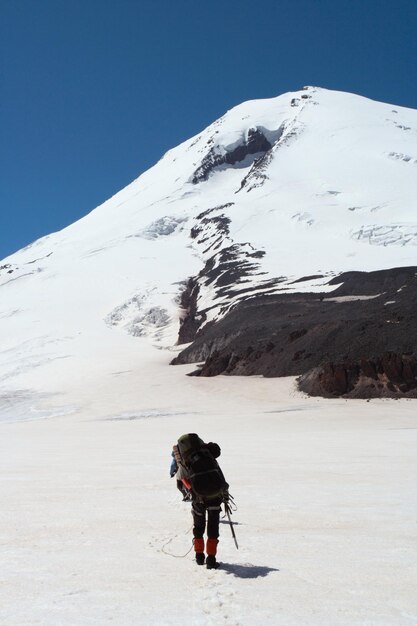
1,87,417,413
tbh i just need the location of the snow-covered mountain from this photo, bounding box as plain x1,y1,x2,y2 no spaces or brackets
4,87,417,626
1,87,417,415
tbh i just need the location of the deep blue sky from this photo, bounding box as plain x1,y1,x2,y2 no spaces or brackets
1,0,416,259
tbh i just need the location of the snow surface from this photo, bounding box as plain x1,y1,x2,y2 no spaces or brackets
1,87,417,624
1,345,417,625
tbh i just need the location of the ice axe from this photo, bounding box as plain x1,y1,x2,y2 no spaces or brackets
224,499,239,549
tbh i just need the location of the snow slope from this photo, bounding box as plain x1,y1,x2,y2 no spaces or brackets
1,87,417,417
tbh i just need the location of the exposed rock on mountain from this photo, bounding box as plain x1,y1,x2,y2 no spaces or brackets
172,266,417,398
191,127,275,184
298,353,417,398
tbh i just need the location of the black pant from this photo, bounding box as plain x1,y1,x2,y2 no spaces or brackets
192,498,222,539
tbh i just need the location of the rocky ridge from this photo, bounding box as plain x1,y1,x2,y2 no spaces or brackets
172,266,417,398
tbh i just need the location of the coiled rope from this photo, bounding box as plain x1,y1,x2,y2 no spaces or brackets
161,524,194,558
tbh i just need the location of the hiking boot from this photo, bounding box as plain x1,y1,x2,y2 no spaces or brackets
194,537,204,565
206,555,219,569
206,538,219,569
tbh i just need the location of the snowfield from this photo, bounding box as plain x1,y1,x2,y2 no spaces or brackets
1,344,417,625
1,87,417,624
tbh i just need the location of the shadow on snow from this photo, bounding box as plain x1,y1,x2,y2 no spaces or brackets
219,562,279,579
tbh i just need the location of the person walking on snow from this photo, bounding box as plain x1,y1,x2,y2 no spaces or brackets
170,433,229,569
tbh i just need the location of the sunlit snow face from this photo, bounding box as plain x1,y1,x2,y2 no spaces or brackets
0,87,416,416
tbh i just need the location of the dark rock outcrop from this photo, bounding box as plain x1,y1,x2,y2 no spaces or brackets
192,128,272,184
327,266,416,296
172,266,417,398
177,278,204,344
176,202,282,345
298,353,417,398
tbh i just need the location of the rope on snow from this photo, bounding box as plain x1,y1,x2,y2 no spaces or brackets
161,524,194,558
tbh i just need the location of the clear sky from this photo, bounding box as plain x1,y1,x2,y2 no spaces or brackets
1,0,416,259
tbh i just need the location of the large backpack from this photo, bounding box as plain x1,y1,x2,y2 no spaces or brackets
175,433,228,500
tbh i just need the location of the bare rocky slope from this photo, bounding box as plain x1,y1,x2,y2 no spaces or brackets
171,266,417,398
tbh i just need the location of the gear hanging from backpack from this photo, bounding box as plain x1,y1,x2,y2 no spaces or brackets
223,494,239,550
